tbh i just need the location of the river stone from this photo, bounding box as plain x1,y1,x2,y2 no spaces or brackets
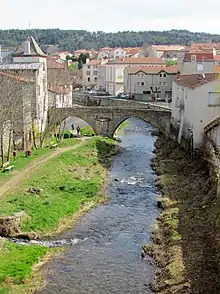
0,211,27,237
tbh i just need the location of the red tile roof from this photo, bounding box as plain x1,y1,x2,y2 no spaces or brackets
0,71,34,83
174,73,217,88
151,45,185,51
48,85,71,95
214,55,220,61
184,51,214,62
87,59,101,65
109,57,166,64
47,57,65,69
126,65,178,75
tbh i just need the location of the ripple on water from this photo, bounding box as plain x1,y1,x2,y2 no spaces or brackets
36,118,159,294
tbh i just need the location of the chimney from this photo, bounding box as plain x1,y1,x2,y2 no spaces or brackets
24,39,31,55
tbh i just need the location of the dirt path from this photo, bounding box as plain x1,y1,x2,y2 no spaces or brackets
0,138,87,198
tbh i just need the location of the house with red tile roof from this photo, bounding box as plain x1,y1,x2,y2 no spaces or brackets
83,59,102,88
178,50,216,75
124,66,178,100
98,57,166,95
171,71,220,149
146,44,186,59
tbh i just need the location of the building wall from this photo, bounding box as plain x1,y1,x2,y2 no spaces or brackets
97,51,109,59
178,61,215,74
124,70,175,99
34,58,48,132
48,91,72,108
100,61,166,95
172,79,220,148
110,48,126,60
83,63,99,88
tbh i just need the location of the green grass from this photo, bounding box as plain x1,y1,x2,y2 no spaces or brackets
0,241,48,285
80,126,95,136
0,139,78,184
115,121,129,133
0,137,117,293
0,137,116,234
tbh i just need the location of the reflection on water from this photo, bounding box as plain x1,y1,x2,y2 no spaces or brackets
37,117,159,294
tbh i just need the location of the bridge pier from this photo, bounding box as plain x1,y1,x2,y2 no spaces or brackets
95,118,111,137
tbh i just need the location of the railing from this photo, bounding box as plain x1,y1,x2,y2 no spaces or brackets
72,93,171,111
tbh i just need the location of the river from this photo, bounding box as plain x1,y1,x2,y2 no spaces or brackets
37,117,159,294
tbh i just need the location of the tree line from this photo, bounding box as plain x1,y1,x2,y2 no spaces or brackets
1,29,220,51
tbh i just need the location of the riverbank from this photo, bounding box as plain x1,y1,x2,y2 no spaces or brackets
0,137,118,294
144,136,220,294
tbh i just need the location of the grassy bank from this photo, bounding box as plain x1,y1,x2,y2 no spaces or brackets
144,136,220,294
114,121,129,136
0,137,118,293
80,126,95,136
0,138,78,184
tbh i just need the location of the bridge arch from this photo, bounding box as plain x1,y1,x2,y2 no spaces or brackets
60,116,96,135
112,116,159,137
49,107,171,138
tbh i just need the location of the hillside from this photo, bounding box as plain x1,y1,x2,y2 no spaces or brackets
1,29,220,51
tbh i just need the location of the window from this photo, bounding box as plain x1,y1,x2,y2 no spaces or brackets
94,77,97,82
93,70,98,76
86,71,90,76
160,73,162,77
87,65,90,69
137,82,140,86
88,77,90,82
163,73,166,77
163,82,166,85
141,82,145,86
191,55,196,62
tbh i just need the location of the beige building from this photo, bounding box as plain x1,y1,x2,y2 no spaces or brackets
124,66,178,100
171,73,220,149
178,50,216,74
48,85,73,108
98,57,166,95
83,59,101,88
146,45,185,60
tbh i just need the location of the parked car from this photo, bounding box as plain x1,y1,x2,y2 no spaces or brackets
89,90,97,95
116,92,124,98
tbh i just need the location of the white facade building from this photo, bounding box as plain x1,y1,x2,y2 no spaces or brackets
109,48,126,60
171,73,220,149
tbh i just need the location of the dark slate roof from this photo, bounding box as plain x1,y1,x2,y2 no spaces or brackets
12,36,47,57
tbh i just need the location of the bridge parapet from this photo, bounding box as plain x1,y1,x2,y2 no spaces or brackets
72,94,171,111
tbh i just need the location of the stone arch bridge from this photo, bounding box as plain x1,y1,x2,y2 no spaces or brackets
49,105,171,137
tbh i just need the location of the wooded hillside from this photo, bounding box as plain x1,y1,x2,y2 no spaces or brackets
1,29,220,51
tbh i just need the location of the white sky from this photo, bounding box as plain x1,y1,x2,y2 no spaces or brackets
1,0,220,34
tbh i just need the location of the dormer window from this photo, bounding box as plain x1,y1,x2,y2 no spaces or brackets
191,55,196,62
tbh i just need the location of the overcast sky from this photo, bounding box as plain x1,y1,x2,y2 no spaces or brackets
1,0,220,34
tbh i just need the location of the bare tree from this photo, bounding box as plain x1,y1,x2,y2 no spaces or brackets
46,64,75,143
0,72,34,166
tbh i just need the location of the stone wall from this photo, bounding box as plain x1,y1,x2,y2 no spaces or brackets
50,106,171,137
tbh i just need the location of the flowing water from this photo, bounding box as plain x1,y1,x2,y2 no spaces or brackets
37,117,159,294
